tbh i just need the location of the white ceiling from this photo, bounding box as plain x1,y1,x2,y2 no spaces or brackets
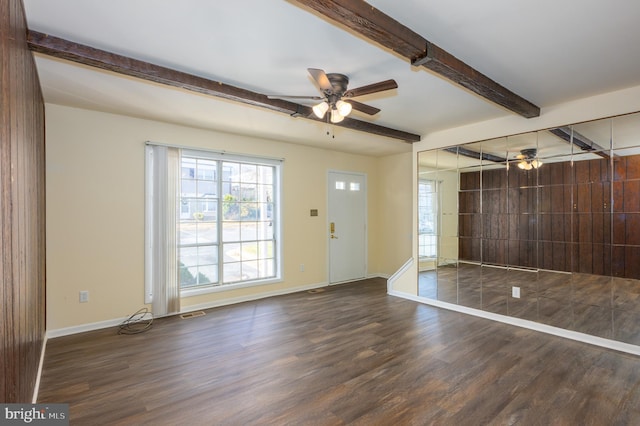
23,0,640,157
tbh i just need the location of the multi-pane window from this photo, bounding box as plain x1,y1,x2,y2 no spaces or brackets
418,179,438,258
179,152,279,290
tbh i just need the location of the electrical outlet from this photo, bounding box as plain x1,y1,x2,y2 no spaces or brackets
79,291,89,303
300,264,305,272
512,286,521,298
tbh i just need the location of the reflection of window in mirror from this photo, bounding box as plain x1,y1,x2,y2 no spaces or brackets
418,179,438,262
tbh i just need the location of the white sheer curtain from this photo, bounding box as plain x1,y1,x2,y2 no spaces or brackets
145,144,180,316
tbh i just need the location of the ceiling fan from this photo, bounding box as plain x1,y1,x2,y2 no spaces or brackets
515,148,543,170
267,68,398,123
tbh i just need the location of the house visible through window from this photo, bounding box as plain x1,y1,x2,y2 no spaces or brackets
178,151,280,290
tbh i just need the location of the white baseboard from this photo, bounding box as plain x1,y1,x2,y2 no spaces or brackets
388,289,640,356
32,335,48,403
46,281,331,338
46,276,391,338
368,273,390,279
46,317,131,339
180,280,329,314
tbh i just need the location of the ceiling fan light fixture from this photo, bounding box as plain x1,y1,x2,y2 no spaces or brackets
516,148,542,170
312,101,329,119
275,69,397,126
336,100,352,117
518,161,532,170
330,108,344,123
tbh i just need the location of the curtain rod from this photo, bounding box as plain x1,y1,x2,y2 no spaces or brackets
145,141,284,162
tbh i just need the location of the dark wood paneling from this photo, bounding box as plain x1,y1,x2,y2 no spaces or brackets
574,160,591,184
593,158,611,183
576,214,592,243
551,213,572,243
592,244,611,276
627,155,640,180
458,214,470,237
539,241,553,270
576,184,591,212
519,240,537,268
553,185,571,212
613,214,626,245
547,162,564,184
507,239,519,265
625,246,640,279
575,243,594,274
590,182,605,212
550,242,568,272
612,245,625,277
482,239,495,264
471,238,481,261
507,189,520,213
613,156,640,182
538,214,552,241
458,190,480,214
626,214,640,246
613,158,626,181
482,238,507,265
482,168,503,190
542,161,572,185
1,0,46,403
613,181,624,212
458,237,481,262
592,213,609,244
623,180,640,212
460,155,640,278
519,187,537,213
482,213,508,240
460,171,480,190
539,186,551,212
482,188,506,213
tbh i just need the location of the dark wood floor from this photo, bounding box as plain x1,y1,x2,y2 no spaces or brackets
39,278,640,425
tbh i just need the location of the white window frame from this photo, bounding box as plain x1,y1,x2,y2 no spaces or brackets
418,179,439,259
145,144,283,302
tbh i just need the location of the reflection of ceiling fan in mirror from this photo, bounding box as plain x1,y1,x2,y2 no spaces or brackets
267,68,398,123
516,148,543,170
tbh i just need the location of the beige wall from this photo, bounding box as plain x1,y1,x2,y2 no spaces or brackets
45,104,412,331
374,152,413,275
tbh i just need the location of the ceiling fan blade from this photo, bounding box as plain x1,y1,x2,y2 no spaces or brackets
307,68,333,92
267,95,324,100
347,99,381,116
344,79,398,98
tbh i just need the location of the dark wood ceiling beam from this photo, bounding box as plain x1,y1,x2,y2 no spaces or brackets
444,146,506,163
292,0,540,119
27,30,420,143
549,126,610,159
335,116,417,141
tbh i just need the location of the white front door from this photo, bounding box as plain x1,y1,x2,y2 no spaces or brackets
328,171,367,284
